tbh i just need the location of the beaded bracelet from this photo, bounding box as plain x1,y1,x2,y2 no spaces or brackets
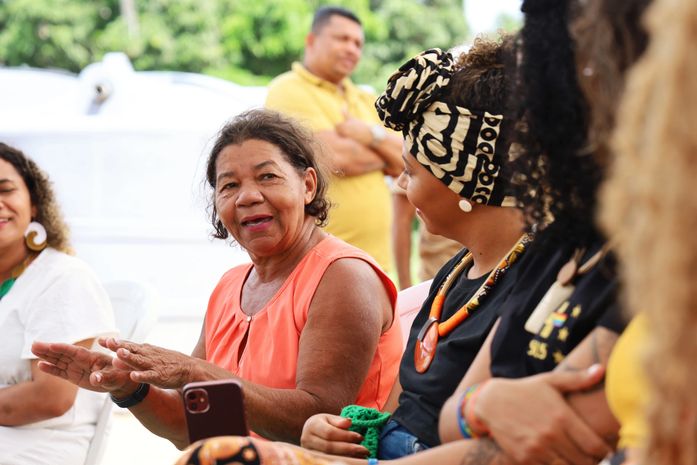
465,382,489,436
456,383,489,439
367,458,379,465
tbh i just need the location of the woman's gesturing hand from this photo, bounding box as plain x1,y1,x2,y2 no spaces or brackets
473,365,612,465
100,337,199,389
300,413,370,458
31,341,137,397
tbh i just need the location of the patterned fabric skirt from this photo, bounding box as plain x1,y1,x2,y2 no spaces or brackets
175,436,347,465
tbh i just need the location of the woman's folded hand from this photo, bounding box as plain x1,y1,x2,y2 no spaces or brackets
474,366,611,465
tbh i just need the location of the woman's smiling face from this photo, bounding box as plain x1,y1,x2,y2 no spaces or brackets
214,139,317,258
0,158,34,256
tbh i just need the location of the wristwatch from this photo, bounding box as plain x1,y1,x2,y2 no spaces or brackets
111,382,150,408
370,124,387,147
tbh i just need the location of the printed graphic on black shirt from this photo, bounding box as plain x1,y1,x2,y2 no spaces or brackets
489,242,626,379
527,300,585,365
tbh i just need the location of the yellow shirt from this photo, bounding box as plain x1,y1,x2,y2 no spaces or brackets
606,314,649,450
265,63,392,271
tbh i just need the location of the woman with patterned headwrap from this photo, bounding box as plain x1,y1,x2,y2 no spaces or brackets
299,36,536,460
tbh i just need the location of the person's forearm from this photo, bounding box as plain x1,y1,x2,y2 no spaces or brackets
394,438,508,465
128,356,243,449
567,387,620,446
372,135,404,178
289,437,505,465
128,387,190,449
438,321,498,444
185,357,349,444
316,131,385,176
241,381,344,443
382,379,402,413
331,141,385,176
558,327,621,445
0,381,76,426
333,120,403,177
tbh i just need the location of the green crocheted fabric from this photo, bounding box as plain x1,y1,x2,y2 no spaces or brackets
340,405,391,458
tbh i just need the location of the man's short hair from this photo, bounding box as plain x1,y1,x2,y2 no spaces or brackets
311,6,362,33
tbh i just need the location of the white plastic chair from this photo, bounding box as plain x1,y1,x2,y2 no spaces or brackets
395,280,433,352
104,280,160,345
83,280,159,465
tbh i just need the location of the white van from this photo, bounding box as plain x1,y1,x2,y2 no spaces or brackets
0,54,265,318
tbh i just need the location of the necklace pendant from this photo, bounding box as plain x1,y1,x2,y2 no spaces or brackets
524,281,575,334
557,260,578,286
415,317,439,373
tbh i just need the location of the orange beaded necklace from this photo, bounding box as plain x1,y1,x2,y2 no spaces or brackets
414,233,533,373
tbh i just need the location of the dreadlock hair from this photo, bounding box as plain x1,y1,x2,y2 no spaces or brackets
506,0,599,249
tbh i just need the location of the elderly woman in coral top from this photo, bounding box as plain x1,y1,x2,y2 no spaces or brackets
32,109,402,448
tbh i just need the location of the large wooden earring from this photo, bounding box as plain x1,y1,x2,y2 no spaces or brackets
25,221,48,251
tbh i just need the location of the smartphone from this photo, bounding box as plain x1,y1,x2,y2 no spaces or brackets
182,379,249,444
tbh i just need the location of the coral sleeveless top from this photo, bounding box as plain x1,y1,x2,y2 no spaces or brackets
205,235,402,412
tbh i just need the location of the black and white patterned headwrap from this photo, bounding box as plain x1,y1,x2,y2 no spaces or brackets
376,48,516,207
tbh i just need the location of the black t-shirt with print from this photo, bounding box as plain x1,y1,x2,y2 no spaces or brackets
489,240,626,379
392,247,522,447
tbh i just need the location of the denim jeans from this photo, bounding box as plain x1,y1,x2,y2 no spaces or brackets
377,420,430,459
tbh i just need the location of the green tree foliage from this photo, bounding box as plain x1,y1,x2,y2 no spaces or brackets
493,12,523,35
0,0,114,71
0,0,467,90
97,0,224,72
355,0,468,90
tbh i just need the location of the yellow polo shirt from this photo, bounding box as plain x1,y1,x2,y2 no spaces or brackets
265,63,392,271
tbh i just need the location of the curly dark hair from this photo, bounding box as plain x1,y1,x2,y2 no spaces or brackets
205,109,331,240
0,143,71,253
447,35,512,113
506,0,598,248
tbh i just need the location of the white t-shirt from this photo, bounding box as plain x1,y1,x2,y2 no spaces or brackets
0,248,116,465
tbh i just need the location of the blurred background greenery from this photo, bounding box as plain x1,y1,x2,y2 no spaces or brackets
0,0,520,90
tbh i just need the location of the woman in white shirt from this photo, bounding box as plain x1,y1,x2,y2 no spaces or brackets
0,143,115,465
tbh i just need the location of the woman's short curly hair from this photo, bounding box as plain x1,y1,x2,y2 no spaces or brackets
447,35,512,113
205,109,331,240
0,143,72,253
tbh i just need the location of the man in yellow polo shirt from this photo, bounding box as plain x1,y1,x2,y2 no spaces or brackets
265,6,402,271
